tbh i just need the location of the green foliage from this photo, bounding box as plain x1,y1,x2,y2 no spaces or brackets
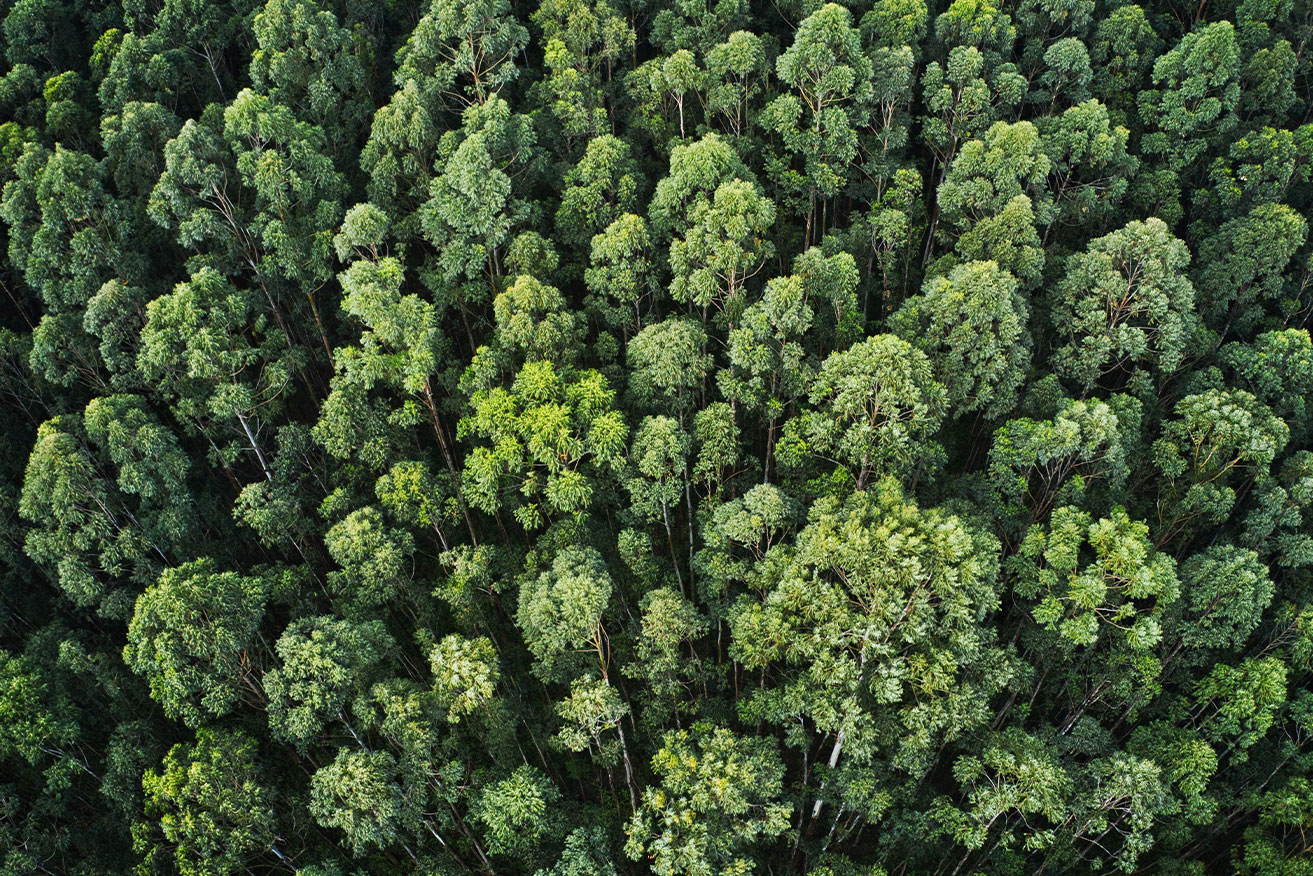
1138,22,1243,170
472,765,563,860
265,615,393,752
891,259,1029,420
1172,546,1274,655
460,360,627,527
1050,218,1197,392
628,317,710,414
936,119,1050,286
729,478,1007,777
310,748,413,856
124,558,269,726
778,334,946,486
249,0,369,150
625,722,791,876
557,135,644,249
668,178,776,323
6,4,1313,875
988,396,1131,522
1153,389,1289,540
140,728,276,876
517,544,613,681
1011,505,1179,652
429,633,499,722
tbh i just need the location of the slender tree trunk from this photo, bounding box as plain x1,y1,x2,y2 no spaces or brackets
235,410,273,481
616,723,639,813
810,727,845,819
423,382,479,546
662,501,685,594
684,474,696,590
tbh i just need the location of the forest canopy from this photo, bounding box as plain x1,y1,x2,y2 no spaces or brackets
1,0,1313,874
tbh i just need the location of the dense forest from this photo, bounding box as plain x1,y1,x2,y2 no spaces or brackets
1,0,1313,873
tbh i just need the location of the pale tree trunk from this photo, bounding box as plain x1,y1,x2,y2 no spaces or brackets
236,410,273,481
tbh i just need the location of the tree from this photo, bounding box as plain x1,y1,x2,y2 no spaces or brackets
537,826,618,876
310,748,412,856
1169,545,1275,658
554,675,630,763
585,213,661,337
1153,389,1289,543
693,482,801,614
124,558,269,726
668,178,776,327
705,30,768,140
921,47,1025,190
891,260,1030,420
1237,774,1313,876
429,634,500,723
627,317,711,417
844,166,924,315
460,360,628,529
648,0,750,55
1,143,122,310
720,268,817,471
1049,218,1197,394
472,765,562,861
138,267,302,480
100,100,183,198
531,0,634,151
760,3,873,244
1010,505,1179,659
148,90,345,353
264,615,393,752
1089,4,1161,116
324,505,415,613
117,0,258,114
1033,37,1092,111
140,728,277,876
933,0,1016,63
556,135,644,251
249,0,370,153
1220,330,1313,446
626,586,710,726
418,97,537,312
935,119,1050,287
1194,202,1308,334
1197,125,1313,222
689,401,742,497
624,49,697,148
1038,99,1137,236
319,253,466,519
988,397,1131,523
625,415,692,584
1138,22,1243,171
720,247,862,473
648,133,753,240
19,402,195,617
516,545,613,681
728,479,1008,815
394,0,528,109
934,729,1071,869
625,722,791,876
0,650,79,768
778,334,947,487
1190,656,1287,761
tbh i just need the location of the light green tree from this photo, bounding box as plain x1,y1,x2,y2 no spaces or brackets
891,260,1029,420
124,558,268,726
140,728,277,876
625,722,791,876
778,334,947,487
